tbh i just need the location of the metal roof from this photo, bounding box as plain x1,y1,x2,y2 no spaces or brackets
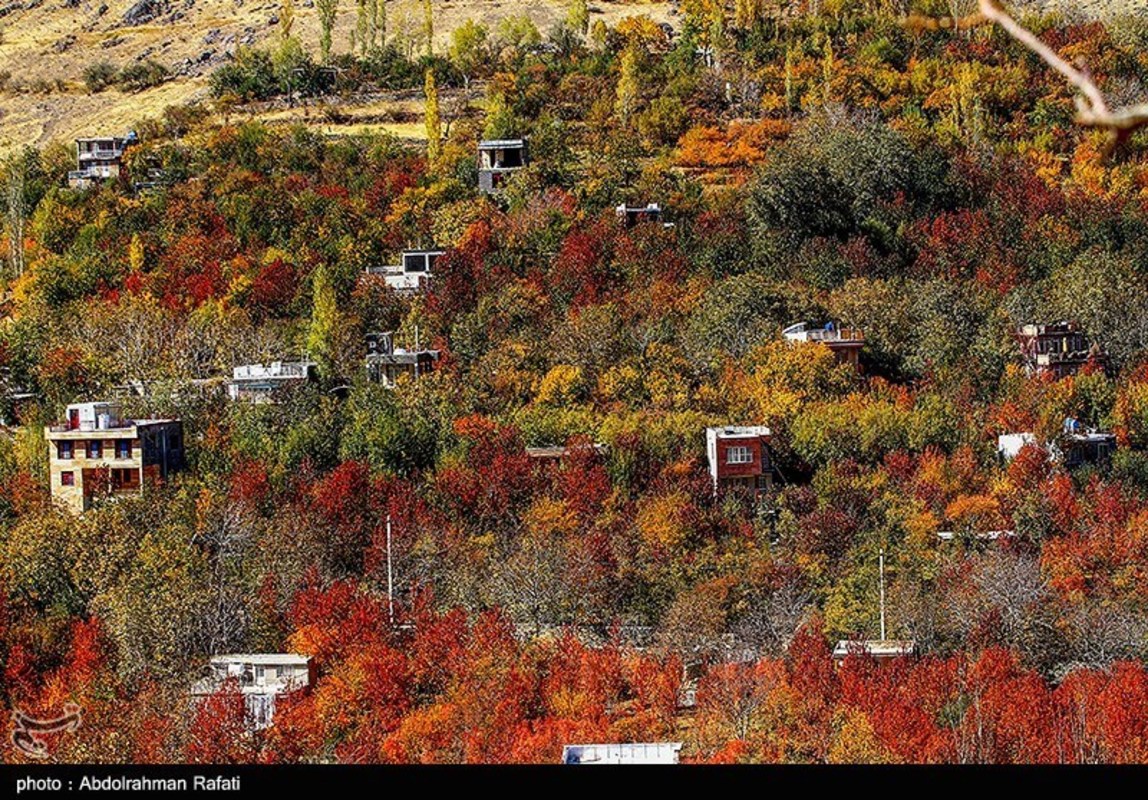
210,654,311,666
832,640,916,659
706,425,771,438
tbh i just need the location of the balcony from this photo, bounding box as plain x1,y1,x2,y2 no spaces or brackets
68,166,116,183
78,149,123,161
783,322,865,345
232,362,312,381
364,264,403,276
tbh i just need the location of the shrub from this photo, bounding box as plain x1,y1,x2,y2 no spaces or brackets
118,60,169,92
83,61,118,93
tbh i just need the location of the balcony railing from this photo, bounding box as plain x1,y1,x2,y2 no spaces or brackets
232,362,311,381
68,166,116,182
78,149,123,161
783,323,865,344
364,264,403,276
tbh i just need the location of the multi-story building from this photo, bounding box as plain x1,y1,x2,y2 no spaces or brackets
45,401,184,513
365,331,439,388
190,654,314,730
705,426,777,498
783,321,865,370
1016,322,1105,379
998,418,1116,469
478,138,528,194
228,361,316,403
68,132,136,189
364,249,444,293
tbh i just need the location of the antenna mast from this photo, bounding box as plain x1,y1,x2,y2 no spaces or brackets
386,514,395,626
879,549,886,641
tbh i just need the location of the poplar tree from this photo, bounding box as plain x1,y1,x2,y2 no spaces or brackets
280,0,295,41
425,68,442,165
317,0,339,63
423,0,434,57
307,264,341,378
615,44,641,125
566,0,588,37
5,155,26,279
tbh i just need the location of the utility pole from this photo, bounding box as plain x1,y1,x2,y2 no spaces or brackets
386,513,395,626
879,549,886,642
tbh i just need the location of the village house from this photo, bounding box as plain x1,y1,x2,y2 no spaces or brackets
190,654,314,730
783,321,865,370
561,743,682,765
365,331,439,388
68,132,136,189
228,361,316,404
936,529,1016,543
705,426,777,498
364,249,444,293
1016,322,1105,378
832,640,916,663
478,138,528,194
998,418,1116,469
616,203,667,228
45,401,184,513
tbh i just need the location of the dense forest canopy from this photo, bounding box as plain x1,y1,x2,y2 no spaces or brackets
5,0,1148,763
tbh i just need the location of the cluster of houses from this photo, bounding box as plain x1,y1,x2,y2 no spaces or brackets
42,317,1117,564
53,129,1128,734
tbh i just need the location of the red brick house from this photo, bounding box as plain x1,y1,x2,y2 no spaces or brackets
705,426,776,498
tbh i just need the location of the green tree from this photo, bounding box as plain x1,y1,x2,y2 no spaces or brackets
615,44,642,125
4,151,27,278
566,0,589,37
376,0,386,48
355,0,370,54
483,90,518,140
316,0,339,63
449,20,489,88
307,264,342,379
422,0,434,57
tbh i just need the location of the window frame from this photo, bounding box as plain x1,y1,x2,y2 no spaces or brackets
726,445,753,465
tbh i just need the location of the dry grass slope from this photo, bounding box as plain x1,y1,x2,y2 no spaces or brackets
0,0,673,148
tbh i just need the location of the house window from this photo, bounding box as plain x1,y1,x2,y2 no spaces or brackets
57,441,73,460
726,445,753,465
116,440,131,459
60,471,75,486
88,441,102,459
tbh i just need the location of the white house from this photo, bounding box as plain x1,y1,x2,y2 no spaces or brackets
561,742,682,765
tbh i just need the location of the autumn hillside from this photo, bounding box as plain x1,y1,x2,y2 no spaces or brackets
8,0,1148,767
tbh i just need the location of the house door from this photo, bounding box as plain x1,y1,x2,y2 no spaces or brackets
68,408,80,430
